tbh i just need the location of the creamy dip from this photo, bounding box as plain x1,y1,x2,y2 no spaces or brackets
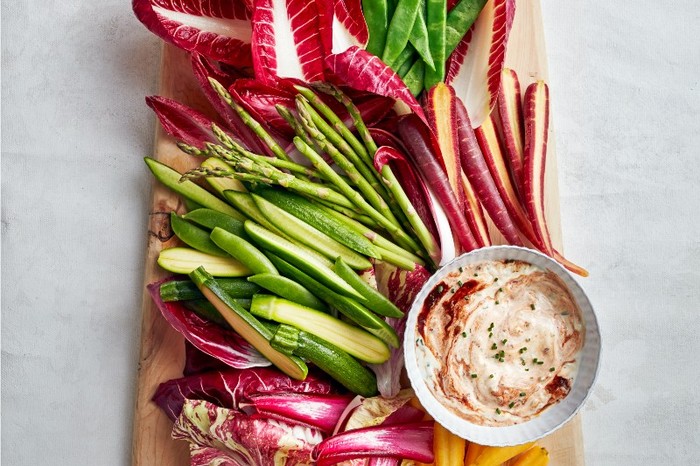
415,259,585,427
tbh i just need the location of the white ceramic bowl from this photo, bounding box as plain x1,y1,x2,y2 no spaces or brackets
404,246,601,446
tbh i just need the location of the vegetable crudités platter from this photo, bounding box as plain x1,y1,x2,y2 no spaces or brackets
131,0,597,465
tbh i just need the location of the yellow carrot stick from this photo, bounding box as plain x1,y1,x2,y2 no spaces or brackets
473,442,535,466
511,446,549,466
464,442,484,466
434,423,453,466
448,432,467,466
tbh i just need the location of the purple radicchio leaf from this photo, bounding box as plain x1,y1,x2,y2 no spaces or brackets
153,367,336,421
145,96,220,149
147,280,270,372
183,341,231,376
132,0,253,65
243,393,354,433
174,399,323,466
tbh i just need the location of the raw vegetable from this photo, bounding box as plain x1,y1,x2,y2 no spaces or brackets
382,0,421,67
199,157,247,197
266,254,400,345
145,96,218,149
132,0,253,66
245,393,354,433
147,280,270,375
445,0,488,54
312,421,435,466
152,366,336,421
497,68,526,196
333,258,404,318
424,0,447,89
408,0,436,70
465,442,485,465
160,278,260,302
397,114,480,252
271,324,379,396
157,247,251,277
170,212,228,257
250,294,390,364
434,422,466,466
252,193,373,270
254,187,381,259
247,273,327,311
333,0,370,50
473,442,535,466
244,221,363,299
210,227,278,275
250,0,327,83
363,0,390,56
190,267,309,379
511,446,550,466
223,191,289,236
144,157,240,218
454,96,524,245
174,399,322,466
183,208,247,237
447,0,515,128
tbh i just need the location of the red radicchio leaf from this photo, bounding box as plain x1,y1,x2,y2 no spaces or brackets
175,399,323,466
446,0,516,128
373,144,439,246
147,280,270,373
191,53,267,154
145,96,219,148
369,458,401,466
312,422,435,466
230,78,299,140
245,393,354,433
382,405,426,426
132,0,253,65
325,47,426,120
330,0,369,52
251,0,329,84
183,341,231,376
153,367,336,421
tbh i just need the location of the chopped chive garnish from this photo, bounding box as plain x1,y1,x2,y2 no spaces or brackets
471,374,477,378
501,339,508,345
520,392,526,397
489,374,494,379
462,331,467,338
550,367,556,372
457,280,463,286
459,267,463,272
495,408,501,414
489,332,493,338
495,300,500,305
519,347,527,354
491,343,497,350
530,304,536,310
509,402,515,408
494,277,499,282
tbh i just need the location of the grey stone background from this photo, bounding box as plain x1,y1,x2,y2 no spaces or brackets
2,0,698,464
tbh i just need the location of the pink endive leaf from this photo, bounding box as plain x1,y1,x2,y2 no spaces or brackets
145,96,218,148
446,0,516,128
313,422,435,466
251,0,329,84
132,0,253,65
245,393,353,433
147,280,270,373
191,53,266,154
326,47,426,120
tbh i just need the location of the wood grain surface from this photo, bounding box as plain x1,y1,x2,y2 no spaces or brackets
131,1,584,464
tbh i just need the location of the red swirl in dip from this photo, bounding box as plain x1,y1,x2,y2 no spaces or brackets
415,259,585,427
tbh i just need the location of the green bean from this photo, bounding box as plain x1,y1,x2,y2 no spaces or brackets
382,0,421,66
408,0,435,70
424,0,447,89
363,0,390,56
446,0,488,55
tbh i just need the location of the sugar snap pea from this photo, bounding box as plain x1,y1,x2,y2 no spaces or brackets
333,258,404,318
424,0,447,89
408,0,436,70
382,0,421,66
210,227,278,275
170,212,228,257
363,0,390,56
445,0,488,55
404,59,427,96
183,209,247,238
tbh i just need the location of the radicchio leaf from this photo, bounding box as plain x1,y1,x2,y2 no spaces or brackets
132,0,253,65
369,263,431,397
312,421,434,466
145,96,218,149
326,47,426,120
331,0,369,52
191,53,267,154
175,399,323,466
183,341,231,376
446,0,516,128
153,367,336,421
148,280,270,373
244,393,353,433
251,0,329,84
343,389,416,431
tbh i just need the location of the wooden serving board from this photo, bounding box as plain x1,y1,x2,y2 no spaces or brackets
131,1,585,464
